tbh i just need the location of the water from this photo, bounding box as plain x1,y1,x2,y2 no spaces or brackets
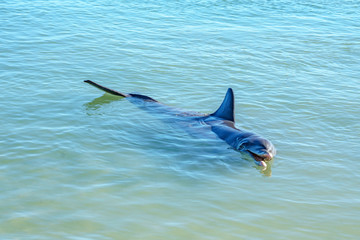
1,0,359,239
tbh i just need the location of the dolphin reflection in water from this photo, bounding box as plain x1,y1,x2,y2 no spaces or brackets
84,80,276,169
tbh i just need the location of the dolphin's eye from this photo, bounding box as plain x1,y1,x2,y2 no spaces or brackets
236,138,246,151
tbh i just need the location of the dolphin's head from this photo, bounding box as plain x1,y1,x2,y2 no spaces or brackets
234,134,276,168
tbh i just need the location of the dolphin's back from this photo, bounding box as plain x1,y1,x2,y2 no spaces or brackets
84,80,205,118
128,93,158,102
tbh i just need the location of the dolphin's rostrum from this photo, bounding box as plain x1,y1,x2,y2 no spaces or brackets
84,80,276,168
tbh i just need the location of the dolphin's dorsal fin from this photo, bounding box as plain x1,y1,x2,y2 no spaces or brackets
210,88,235,122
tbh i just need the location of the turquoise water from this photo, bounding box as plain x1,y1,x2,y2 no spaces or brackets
1,0,360,239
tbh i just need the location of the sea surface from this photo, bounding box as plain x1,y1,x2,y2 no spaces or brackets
1,0,359,239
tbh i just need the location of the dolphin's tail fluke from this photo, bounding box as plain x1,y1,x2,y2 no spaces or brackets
84,80,128,97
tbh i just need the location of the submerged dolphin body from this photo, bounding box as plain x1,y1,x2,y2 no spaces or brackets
84,80,276,168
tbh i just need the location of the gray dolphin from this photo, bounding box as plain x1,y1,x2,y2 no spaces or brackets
84,80,276,168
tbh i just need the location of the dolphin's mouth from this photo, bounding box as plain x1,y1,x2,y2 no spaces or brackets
248,151,271,167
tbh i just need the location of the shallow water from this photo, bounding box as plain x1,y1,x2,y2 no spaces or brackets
1,0,360,239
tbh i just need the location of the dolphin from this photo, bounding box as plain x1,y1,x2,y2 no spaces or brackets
84,80,276,168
